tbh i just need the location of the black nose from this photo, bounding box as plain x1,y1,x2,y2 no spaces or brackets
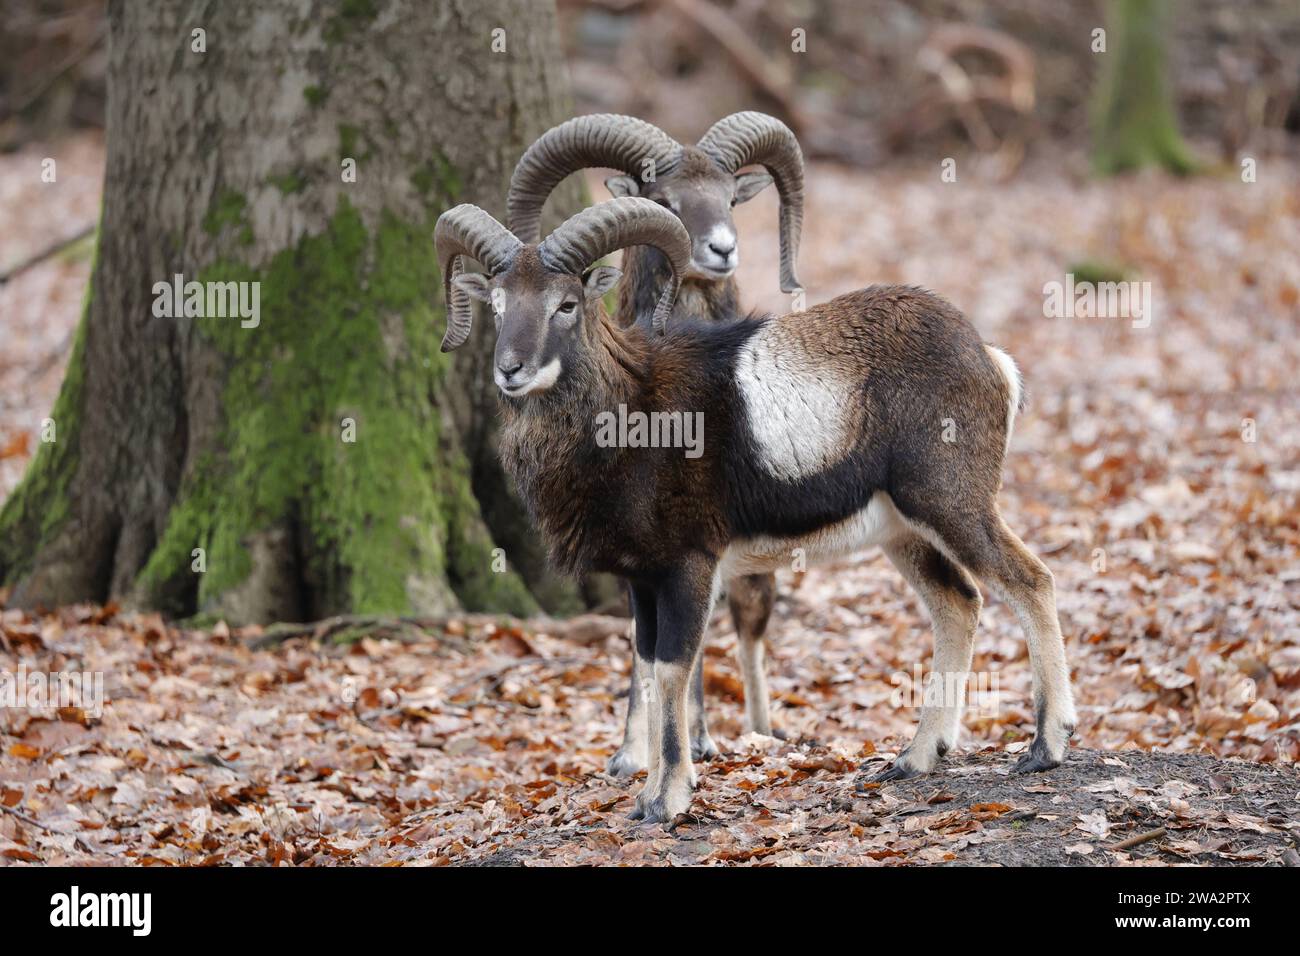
709,239,736,257
498,360,524,379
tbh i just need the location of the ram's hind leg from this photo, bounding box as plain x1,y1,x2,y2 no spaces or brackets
975,516,1076,771
873,534,981,780
687,656,720,761
728,572,779,736
927,510,1076,772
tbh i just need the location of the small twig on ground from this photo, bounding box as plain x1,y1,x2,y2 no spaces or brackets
148,735,241,773
447,654,586,700
0,802,94,853
0,223,96,284
1108,827,1167,852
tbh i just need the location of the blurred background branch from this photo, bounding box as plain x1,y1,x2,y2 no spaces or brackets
556,0,1300,169
5,0,1299,166
0,0,106,147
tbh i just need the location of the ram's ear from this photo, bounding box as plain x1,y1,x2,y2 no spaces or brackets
451,272,493,303
604,175,641,198
733,170,774,204
582,265,622,301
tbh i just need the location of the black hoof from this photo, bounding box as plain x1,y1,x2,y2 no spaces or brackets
635,800,672,826
1012,753,1061,773
1012,739,1062,774
606,750,646,778
867,761,921,783
690,738,720,762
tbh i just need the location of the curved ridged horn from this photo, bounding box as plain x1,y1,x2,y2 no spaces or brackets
507,114,682,244
433,204,523,352
697,111,805,293
539,198,691,336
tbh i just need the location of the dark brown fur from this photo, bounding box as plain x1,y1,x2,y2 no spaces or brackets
497,285,1012,581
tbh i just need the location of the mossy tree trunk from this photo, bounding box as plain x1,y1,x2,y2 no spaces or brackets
0,0,590,623
1091,0,1198,175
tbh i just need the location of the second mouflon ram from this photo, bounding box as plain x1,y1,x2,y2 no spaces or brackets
507,111,805,773
436,197,1076,825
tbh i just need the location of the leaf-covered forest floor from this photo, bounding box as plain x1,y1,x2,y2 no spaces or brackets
2,137,1298,865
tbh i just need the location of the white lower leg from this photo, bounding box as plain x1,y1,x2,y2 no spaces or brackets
608,644,650,775
930,602,978,752
651,660,694,818
1012,593,1076,757
998,532,1076,762
636,668,664,808
736,634,772,735
884,539,979,772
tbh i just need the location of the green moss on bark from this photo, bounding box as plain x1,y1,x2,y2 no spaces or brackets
269,170,308,195
324,0,379,43
204,190,254,245
338,124,374,163
135,198,538,620
411,150,462,199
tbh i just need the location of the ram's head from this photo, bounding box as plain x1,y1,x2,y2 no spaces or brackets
507,112,804,293
435,198,690,397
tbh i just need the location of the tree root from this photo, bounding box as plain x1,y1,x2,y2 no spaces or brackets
244,611,631,651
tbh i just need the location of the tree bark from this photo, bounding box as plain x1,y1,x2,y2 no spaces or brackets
0,0,589,623
1091,0,1199,175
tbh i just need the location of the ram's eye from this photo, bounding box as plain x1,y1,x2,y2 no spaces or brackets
556,301,577,315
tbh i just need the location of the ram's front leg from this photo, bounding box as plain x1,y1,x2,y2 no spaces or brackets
632,557,718,827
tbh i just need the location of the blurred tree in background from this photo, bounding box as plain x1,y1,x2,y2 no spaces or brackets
1090,0,1198,175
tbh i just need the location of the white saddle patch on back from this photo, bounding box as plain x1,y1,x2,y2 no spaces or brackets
734,322,855,481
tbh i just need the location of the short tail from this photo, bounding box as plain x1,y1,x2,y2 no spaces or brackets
984,345,1024,454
